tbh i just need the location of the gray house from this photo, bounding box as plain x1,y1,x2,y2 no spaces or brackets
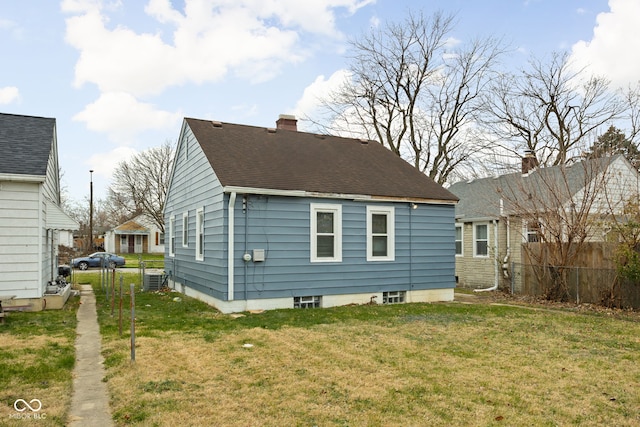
164,115,458,313
0,113,78,310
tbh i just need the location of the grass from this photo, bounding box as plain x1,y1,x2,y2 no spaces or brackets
0,292,80,426
85,273,640,426
120,253,164,269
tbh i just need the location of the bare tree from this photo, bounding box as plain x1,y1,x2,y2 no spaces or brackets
107,142,174,232
311,10,506,184
498,156,618,300
622,82,640,143
483,51,624,167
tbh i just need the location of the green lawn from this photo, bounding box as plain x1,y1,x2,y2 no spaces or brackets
0,294,80,426
120,253,164,269
88,274,640,426
2,275,639,426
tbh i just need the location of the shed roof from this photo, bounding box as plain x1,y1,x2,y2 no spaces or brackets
0,113,55,176
185,118,458,202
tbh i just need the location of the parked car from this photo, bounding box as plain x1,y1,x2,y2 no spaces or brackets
71,252,126,270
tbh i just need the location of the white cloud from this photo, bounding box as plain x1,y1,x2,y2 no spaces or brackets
0,86,19,104
87,145,138,180
63,0,372,96
570,0,640,89
293,69,351,127
72,92,181,142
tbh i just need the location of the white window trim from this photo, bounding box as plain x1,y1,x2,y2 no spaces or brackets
310,203,342,263
169,215,175,257
473,222,489,258
195,208,204,261
182,211,189,247
366,205,395,261
523,219,543,243
455,224,463,257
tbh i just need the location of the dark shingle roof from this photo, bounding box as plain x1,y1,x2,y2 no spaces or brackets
449,156,623,220
185,118,458,202
0,113,55,176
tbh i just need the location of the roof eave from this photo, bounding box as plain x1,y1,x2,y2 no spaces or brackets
0,173,46,183
223,186,457,205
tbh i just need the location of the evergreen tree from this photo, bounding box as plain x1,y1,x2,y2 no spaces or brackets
588,126,640,169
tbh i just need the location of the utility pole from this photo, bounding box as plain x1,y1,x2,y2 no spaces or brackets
89,170,93,253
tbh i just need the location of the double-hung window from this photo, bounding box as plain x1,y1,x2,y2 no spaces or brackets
525,220,542,243
455,224,463,256
367,206,395,261
310,204,342,262
169,216,175,257
182,212,189,247
195,208,204,261
473,223,489,257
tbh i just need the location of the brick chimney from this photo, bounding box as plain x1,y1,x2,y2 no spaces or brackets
521,150,538,174
276,114,297,131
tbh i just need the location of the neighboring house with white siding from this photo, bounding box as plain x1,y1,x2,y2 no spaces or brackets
0,113,79,309
164,115,459,313
104,215,164,254
449,153,640,292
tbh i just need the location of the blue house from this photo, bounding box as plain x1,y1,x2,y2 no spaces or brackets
164,115,458,313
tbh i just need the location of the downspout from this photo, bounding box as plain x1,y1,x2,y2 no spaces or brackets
243,195,248,303
474,219,500,293
228,192,237,301
409,203,413,290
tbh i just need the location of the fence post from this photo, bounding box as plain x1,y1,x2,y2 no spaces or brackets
130,283,136,363
119,276,123,337
576,267,580,305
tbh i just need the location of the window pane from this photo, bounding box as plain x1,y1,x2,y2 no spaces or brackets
476,224,487,239
317,235,334,258
455,241,462,255
372,236,387,256
317,212,334,233
372,214,387,234
476,241,488,256
455,226,462,240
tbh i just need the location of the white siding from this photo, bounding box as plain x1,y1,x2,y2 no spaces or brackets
0,181,42,297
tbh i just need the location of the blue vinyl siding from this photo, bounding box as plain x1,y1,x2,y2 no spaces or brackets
164,124,227,300
232,195,455,300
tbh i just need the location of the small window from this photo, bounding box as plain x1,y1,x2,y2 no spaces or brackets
169,216,175,257
182,212,189,247
310,204,342,262
526,220,542,243
383,291,405,304
474,223,489,257
294,296,321,308
367,206,395,261
195,208,204,261
455,224,463,256
159,232,165,245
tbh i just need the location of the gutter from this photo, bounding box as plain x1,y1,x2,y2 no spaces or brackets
228,192,236,301
222,185,456,205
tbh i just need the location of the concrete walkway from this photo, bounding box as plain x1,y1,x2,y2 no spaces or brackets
67,285,114,427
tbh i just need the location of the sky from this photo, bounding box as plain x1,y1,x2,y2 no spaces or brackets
1,0,638,205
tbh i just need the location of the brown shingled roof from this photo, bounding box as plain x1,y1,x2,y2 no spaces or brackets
185,118,458,202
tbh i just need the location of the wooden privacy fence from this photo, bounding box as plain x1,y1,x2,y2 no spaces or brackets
513,242,640,308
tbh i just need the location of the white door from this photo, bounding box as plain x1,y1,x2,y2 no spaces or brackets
135,235,143,253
